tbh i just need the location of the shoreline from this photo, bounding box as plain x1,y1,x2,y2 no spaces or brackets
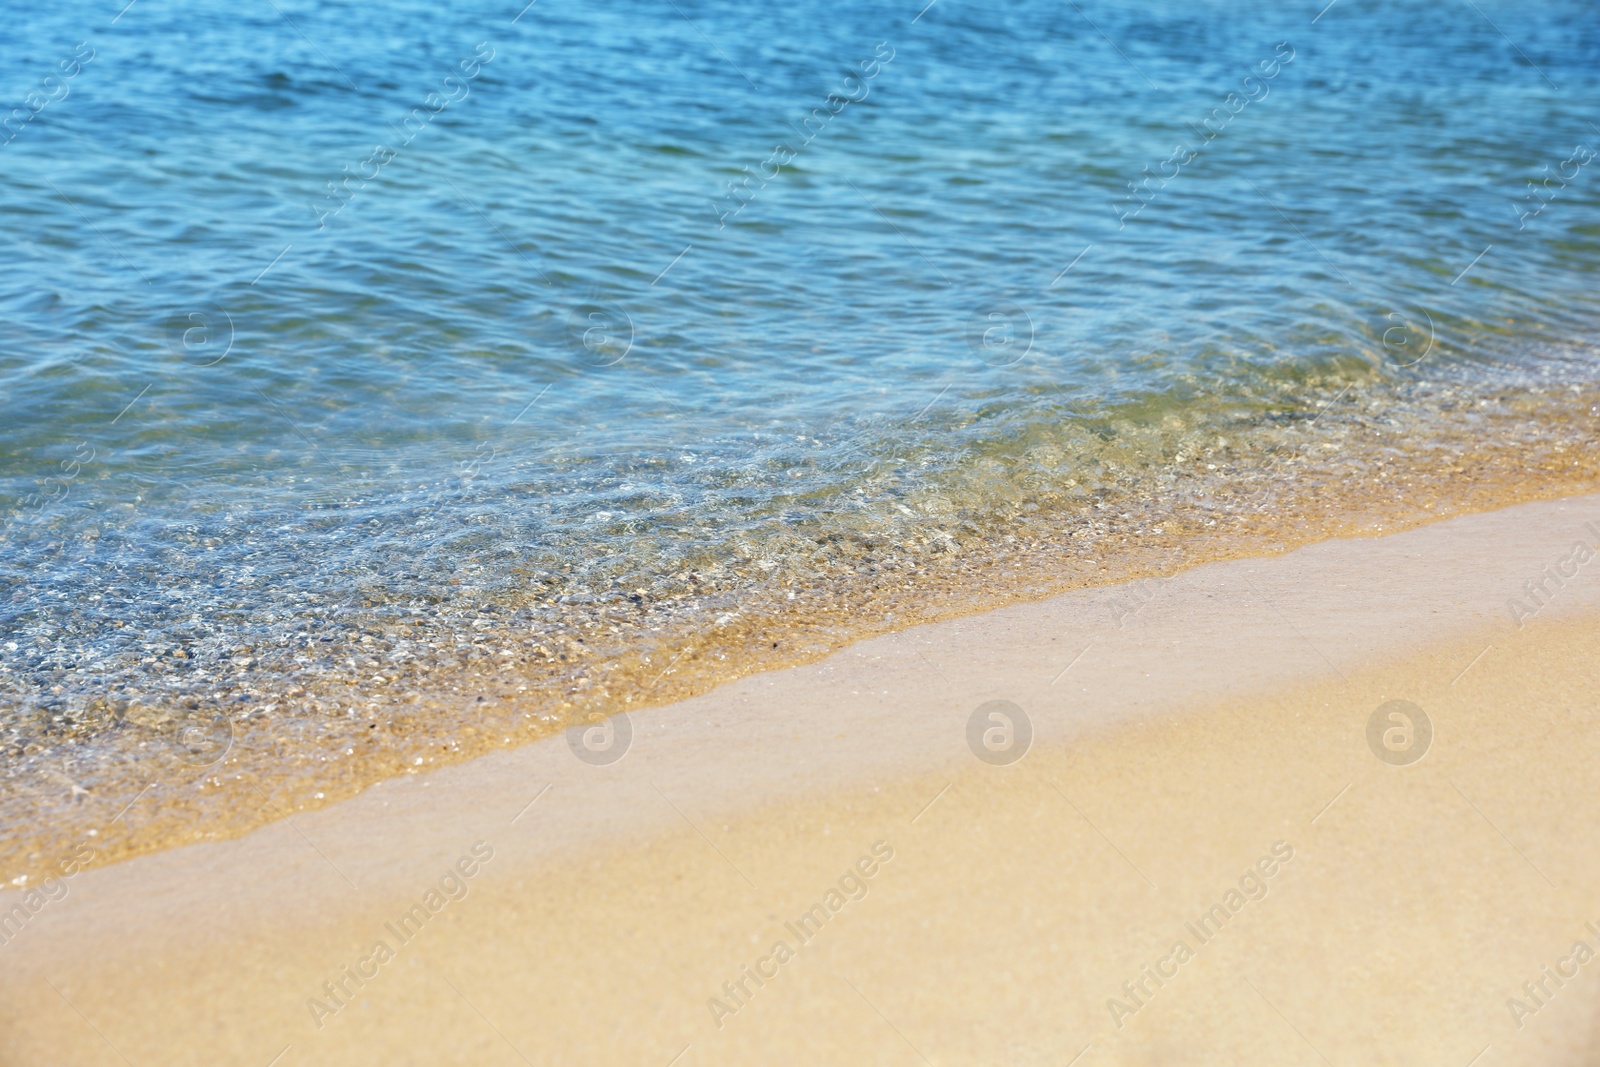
5,492,1600,1063
6,387,1600,884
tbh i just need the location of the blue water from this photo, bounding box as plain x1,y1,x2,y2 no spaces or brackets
2,0,1599,848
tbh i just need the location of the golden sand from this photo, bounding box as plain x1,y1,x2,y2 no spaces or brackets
5,493,1600,1064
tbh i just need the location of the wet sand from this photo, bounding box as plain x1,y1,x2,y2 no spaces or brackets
10,375,1600,887
5,492,1600,1066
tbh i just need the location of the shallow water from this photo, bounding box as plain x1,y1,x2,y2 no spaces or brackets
2,0,1599,874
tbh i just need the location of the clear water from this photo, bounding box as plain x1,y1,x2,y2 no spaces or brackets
3,0,1599,869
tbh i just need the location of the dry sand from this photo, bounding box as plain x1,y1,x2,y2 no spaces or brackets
5,493,1600,1066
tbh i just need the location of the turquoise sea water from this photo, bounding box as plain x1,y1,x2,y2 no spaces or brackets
2,0,1599,857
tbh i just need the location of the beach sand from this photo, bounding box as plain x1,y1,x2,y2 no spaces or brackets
5,492,1600,1066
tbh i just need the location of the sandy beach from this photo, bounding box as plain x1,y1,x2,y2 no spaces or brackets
4,492,1600,1065
7,5,1600,1065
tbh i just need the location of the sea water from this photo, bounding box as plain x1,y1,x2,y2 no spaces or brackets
2,0,1598,875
